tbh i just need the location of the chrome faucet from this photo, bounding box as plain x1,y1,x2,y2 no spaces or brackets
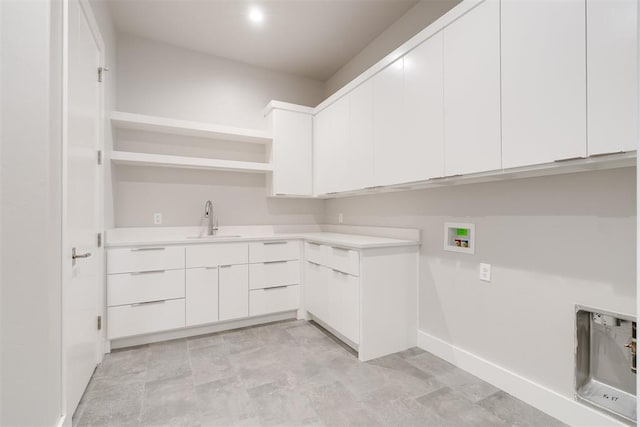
204,200,218,236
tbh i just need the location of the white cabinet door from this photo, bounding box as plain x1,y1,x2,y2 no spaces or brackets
587,0,638,155
501,0,586,168
219,264,248,321
443,0,501,176
270,109,313,196
313,97,349,195
304,261,328,321
186,267,219,327
346,79,375,191
328,269,360,344
404,32,445,182
372,57,405,186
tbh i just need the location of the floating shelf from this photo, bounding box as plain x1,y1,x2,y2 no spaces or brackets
110,151,273,173
111,111,272,144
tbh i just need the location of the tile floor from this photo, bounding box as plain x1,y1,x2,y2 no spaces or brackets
74,320,565,427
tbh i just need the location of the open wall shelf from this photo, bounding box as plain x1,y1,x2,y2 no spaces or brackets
110,151,273,173
111,111,272,144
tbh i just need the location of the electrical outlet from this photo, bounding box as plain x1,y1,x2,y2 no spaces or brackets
479,263,491,282
338,213,343,224
153,213,162,225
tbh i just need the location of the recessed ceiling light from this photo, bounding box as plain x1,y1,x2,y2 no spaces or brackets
249,7,264,24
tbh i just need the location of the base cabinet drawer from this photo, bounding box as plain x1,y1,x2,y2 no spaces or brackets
249,285,300,317
107,269,185,306
249,260,300,290
304,242,327,265
249,241,299,263
107,298,185,339
186,243,248,268
108,246,185,274
327,246,360,276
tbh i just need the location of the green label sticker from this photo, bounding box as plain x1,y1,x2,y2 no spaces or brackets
456,228,468,237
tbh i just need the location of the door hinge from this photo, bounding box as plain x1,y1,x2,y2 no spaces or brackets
97,315,102,331
97,232,102,248
97,150,102,165
97,66,109,83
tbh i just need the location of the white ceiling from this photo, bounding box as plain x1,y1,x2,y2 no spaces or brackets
107,0,422,81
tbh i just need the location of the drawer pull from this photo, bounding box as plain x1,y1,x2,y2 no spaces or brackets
264,260,288,265
264,285,289,291
131,300,166,307
220,265,232,268
331,246,350,252
306,260,321,266
130,270,165,275
263,241,287,245
205,266,218,270
131,247,166,252
331,268,349,275
307,242,320,246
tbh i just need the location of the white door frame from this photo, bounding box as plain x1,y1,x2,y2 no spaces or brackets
61,0,105,423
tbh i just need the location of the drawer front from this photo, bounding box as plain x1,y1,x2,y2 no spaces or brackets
107,269,185,307
327,246,360,276
107,246,185,274
249,285,300,317
304,241,327,265
107,298,185,339
186,243,248,268
249,260,300,290
249,240,299,263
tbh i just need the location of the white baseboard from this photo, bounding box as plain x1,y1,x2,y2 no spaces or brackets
417,330,624,427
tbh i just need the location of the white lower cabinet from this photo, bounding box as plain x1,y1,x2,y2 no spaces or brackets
219,264,249,321
304,242,417,361
249,285,300,317
185,267,219,327
108,298,185,339
327,269,359,344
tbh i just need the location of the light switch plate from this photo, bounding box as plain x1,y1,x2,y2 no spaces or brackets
153,213,162,225
479,263,491,282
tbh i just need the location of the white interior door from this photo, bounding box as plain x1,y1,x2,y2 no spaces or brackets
65,0,103,416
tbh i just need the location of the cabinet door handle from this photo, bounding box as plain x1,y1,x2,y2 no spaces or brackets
220,265,232,268
131,300,166,307
205,266,218,270
306,260,321,266
131,270,165,275
331,268,349,276
131,247,165,252
264,285,288,291
307,242,320,246
264,260,287,265
263,241,287,245
331,246,350,252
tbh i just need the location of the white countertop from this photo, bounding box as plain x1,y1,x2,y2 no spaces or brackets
105,226,420,249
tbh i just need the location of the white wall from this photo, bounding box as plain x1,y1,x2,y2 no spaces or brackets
0,0,64,425
112,34,326,228
325,168,636,399
324,0,461,96
117,33,325,129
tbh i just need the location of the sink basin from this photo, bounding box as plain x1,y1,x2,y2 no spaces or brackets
186,235,241,240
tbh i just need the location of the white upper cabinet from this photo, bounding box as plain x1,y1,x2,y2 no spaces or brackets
443,0,501,176
313,96,348,195
587,0,638,156
268,107,313,196
403,32,445,181
501,0,587,168
372,57,405,186
345,80,375,191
